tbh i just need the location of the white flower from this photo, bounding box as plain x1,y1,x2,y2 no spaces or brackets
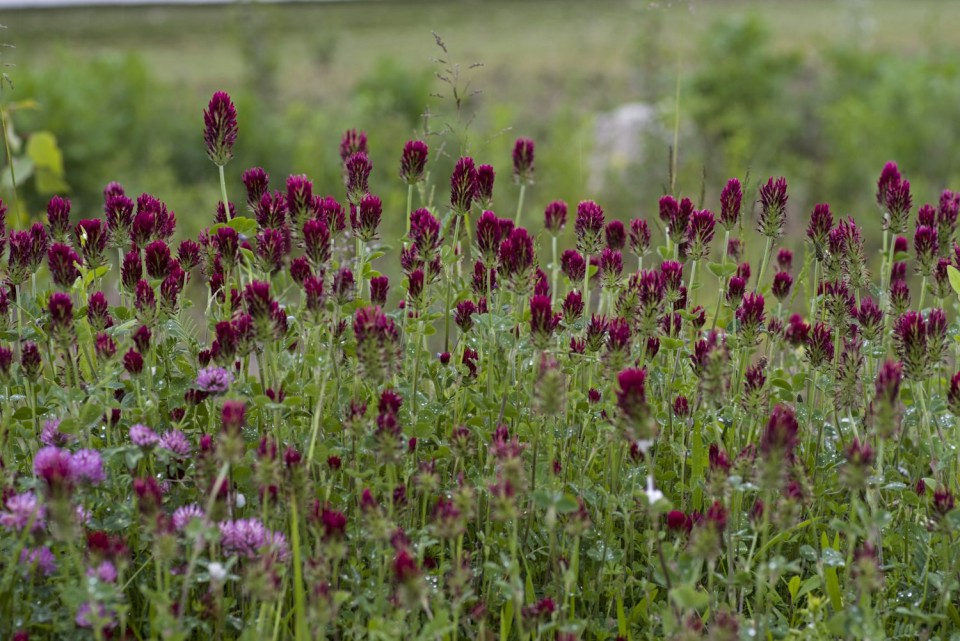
644,475,664,505
208,562,227,583
235,493,246,509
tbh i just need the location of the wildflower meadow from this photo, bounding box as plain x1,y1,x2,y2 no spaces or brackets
1,88,960,641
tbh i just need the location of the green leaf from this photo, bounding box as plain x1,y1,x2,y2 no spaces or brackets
707,261,738,279
26,130,69,193
947,265,960,297
500,601,513,641
669,585,710,611
788,576,801,602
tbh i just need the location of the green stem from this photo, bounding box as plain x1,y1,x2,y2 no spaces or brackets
515,183,527,226
218,164,230,213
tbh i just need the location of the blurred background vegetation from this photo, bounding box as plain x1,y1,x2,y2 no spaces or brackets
2,0,960,266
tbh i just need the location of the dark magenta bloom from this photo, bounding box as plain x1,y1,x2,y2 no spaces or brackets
529,295,559,348
242,167,270,212
805,322,834,369
629,218,651,257
659,195,694,245
735,292,765,345
772,271,793,301
575,200,605,255
914,224,939,276
512,137,535,185
476,164,495,209
719,177,742,229
783,314,809,347
877,161,912,233
255,191,288,230
856,297,883,342
121,249,142,292
757,176,788,238
450,157,478,216
339,129,367,162
370,275,389,307
605,220,626,251
74,219,108,269
760,404,799,461
560,249,585,283
498,227,536,292
476,211,504,265
145,240,172,280
104,193,134,247
87,292,113,331
400,140,429,185
214,227,240,270
47,292,74,344
544,200,567,234
47,243,82,290
776,248,793,272
345,152,373,204
409,208,442,258
256,228,287,273
616,367,649,423
562,290,583,323
454,299,476,333
21,342,42,381
685,209,716,260
123,349,144,376
285,174,313,224
599,248,623,287
806,203,833,261
351,193,382,242
302,218,331,268
660,260,684,300
725,276,745,306
47,195,72,242
203,91,238,166
893,310,927,380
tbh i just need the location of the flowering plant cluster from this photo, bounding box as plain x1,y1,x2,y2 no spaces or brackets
1,92,959,641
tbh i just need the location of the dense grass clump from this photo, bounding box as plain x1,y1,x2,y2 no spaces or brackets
1,91,960,641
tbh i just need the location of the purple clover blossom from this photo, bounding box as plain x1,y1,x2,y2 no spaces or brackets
33,446,75,490
70,450,105,486
40,418,74,447
159,430,192,458
0,491,46,533
129,423,160,448
219,518,290,561
87,561,118,583
196,366,233,394
21,546,56,576
173,504,205,531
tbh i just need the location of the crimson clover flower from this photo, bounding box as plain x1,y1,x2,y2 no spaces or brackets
203,91,238,166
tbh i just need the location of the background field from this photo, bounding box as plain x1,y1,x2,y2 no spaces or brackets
3,0,960,263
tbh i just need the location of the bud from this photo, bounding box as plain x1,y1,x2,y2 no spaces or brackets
629,218,651,257
876,161,912,234
575,200,605,256
450,157,478,216
47,243,82,290
339,129,367,162
686,209,716,260
475,164,495,209
345,152,372,204
74,219,108,270
47,196,72,242
351,193,382,242
544,200,567,234
735,292,765,346
242,167,270,212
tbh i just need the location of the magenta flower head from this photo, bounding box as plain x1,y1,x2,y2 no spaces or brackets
512,137,535,185
498,227,536,293
856,297,883,342
6,232,31,286
772,271,793,301
529,295,559,349
351,193,382,242
629,218,651,257
686,209,716,260
660,260,684,301
476,210,504,265
476,164,495,209
726,276,746,306
370,275,389,307
760,404,799,461
285,174,313,224
47,195,72,242
145,240,172,280
333,268,355,305
345,151,373,204
104,192,134,247
47,243,82,290
20,342,42,382
450,156,478,216
562,290,584,323
938,190,960,247
561,249,586,283
758,176,788,238
123,348,145,378
353,305,401,381
659,195,694,245
605,220,626,251
575,200,605,255
240,167,270,213
914,224,939,276
893,311,928,380
28,223,49,271
47,292,74,345
454,299,476,333
409,208,442,258
776,248,793,272
340,128,367,162
599,248,623,288
302,218,331,268
196,366,233,394
804,321,834,369
203,91,238,166
213,226,240,270
616,367,651,439
74,219,108,269
400,140,429,185
719,177,743,229
34,446,75,494
735,292,765,345
927,307,948,368
918,203,936,227
877,161,912,234
889,279,911,316
544,200,568,234
255,191,287,230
